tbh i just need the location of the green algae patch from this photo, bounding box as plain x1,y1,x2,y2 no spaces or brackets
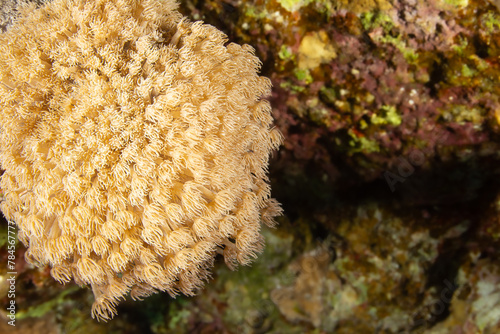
277,0,314,12
16,286,80,320
371,105,402,126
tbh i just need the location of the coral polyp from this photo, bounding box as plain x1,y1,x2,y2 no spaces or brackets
0,0,282,320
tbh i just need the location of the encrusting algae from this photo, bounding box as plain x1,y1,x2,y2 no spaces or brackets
0,0,283,320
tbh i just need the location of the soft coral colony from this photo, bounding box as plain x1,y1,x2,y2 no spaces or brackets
0,0,283,320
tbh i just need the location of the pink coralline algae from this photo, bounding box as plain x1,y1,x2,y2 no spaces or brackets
270,0,500,187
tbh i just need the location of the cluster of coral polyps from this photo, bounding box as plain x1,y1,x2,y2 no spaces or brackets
0,0,282,320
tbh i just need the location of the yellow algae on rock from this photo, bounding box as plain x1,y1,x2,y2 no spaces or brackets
298,31,337,70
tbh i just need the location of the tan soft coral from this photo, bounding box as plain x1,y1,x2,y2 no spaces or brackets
0,0,282,320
